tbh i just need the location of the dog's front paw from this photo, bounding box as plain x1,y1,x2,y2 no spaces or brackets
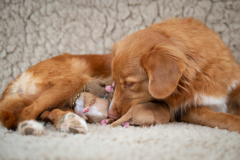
60,113,88,134
18,120,44,136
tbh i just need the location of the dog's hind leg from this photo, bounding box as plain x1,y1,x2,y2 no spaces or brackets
0,72,45,131
40,108,88,134
18,108,88,135
16,79,89,135
18,120,44,135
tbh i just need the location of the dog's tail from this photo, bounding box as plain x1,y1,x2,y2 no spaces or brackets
0,110,16,130
0,96,30,130
110,108,133,128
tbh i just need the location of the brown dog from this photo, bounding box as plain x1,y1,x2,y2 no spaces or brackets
110,102,170,128
0,53,113,135
108,18,240,132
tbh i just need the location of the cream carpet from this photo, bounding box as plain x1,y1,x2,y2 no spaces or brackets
1,0,240,97
0,122,240,160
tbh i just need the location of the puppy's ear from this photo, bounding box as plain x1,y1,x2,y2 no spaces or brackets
83,93,96,107
140,44,186,99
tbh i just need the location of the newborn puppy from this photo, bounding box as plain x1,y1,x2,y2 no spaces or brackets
74,83,170,127
74,91,170,128
74,92,109,123
110,102,170,128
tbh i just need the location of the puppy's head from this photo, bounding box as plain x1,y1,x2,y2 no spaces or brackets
74,92,109,123
108,29,186,119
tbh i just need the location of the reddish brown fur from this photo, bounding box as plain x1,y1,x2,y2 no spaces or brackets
40,108,74,130
109,18,240,132
0,53,113,130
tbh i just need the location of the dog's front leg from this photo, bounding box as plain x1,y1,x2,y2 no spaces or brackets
180,107,240,132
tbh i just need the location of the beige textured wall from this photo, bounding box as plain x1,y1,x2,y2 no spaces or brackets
0,0,240,97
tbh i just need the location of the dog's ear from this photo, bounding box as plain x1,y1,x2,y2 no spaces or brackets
140,44,186,99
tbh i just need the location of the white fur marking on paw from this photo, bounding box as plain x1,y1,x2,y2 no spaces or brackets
60,113,88,134
18,120,44,136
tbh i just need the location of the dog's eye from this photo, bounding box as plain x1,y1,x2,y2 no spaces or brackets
126,83,134,88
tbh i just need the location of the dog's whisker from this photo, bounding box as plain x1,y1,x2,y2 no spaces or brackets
178,84,189,92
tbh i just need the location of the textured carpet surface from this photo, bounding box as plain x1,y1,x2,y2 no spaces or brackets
0,0,240,96
0,122,240,160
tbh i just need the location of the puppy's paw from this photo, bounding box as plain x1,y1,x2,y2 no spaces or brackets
121,122,129,128
18,120,44,136
60,113,88,134
101,119,108,125
83,107,89,113
101,118,115,125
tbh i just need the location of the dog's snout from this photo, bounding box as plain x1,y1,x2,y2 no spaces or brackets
108,99,118,119
108,112,117,120
108,105,118,119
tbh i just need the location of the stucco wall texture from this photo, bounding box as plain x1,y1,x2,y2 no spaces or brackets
0,0,240,96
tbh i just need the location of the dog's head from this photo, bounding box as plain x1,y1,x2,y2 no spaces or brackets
108,28,186,119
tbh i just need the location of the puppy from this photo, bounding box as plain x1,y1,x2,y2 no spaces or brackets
0,53,113,135
110,102,170,128
72,92,170,128
74,83,115,124
74,92,109,123
108,18,240,132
